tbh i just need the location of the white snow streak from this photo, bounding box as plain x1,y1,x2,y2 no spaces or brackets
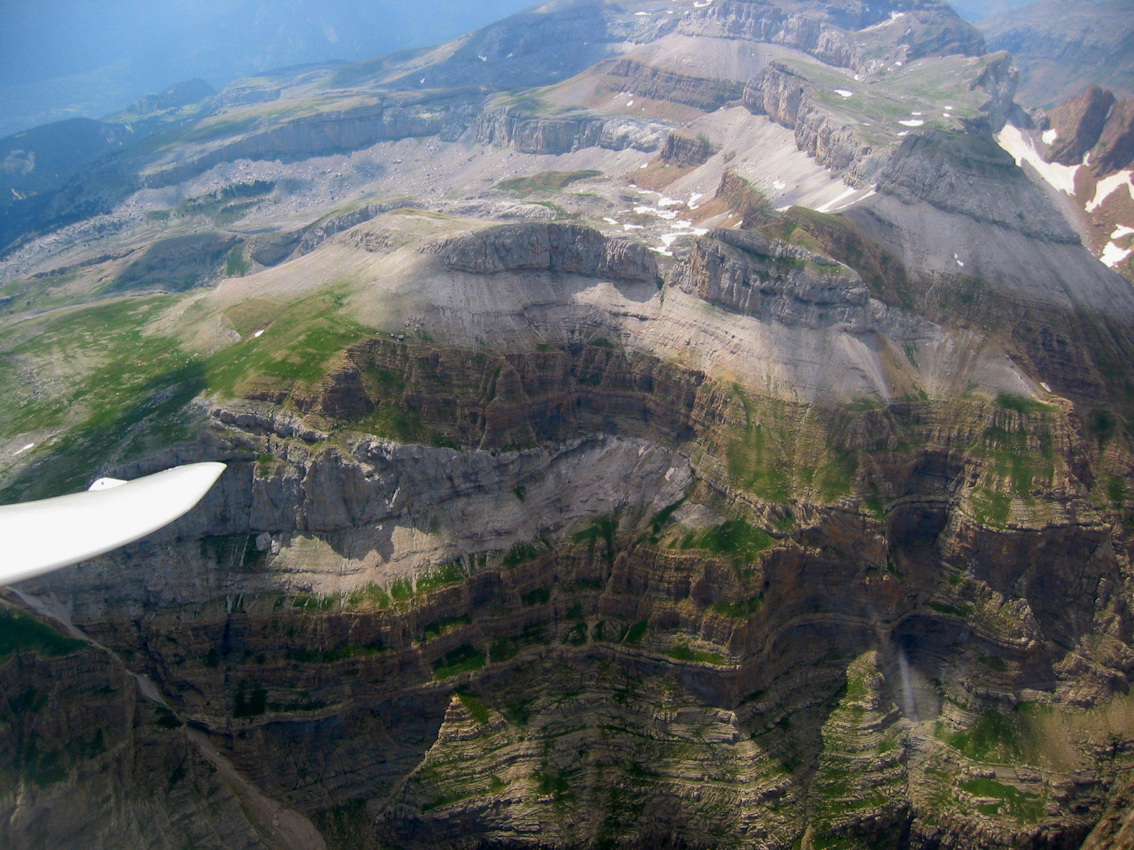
1087,170,1134,212
1042,128,1059,145
816,186,858,213
1102,242,1132,268
997,125,1079,196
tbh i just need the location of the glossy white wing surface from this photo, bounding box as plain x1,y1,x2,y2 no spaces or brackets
0,462,226,585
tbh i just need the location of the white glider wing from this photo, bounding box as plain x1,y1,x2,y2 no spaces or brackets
0,462,226,585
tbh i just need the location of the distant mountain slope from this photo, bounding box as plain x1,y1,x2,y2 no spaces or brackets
0,0,539,137
979,0,1134,107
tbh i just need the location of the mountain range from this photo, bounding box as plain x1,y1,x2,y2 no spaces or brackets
1,1,1134,847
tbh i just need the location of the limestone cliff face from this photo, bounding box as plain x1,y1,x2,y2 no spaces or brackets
0,604,282,850
875,130,1080,242
5,1,1134,847
678,0,983,72
247,199,415,268
660,130,716,167
146,94,484,188
10,366,1134,849
600,58,746,112
673,229,873,330
743,62,885,186
474,105,668,155
426,222,659,283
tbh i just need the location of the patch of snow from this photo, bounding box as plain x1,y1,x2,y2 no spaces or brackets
1041,382,1051,392
253,329,265,338
911,111,923,116
693,0,714,6
1112,224,1134,240
816,186,858,213
658,196,683,207
13,443,34,457
639,163,649,169
635,10,649,14
895,61,903,67
997,125,1079,196
899,119,925,127
1042,128,1058,145
688,192,703,207
864,11,905,31
627,99,634,106
773,179,787,191
1101,242,1132,268
478,55,488,62
634,204,679,220
661,234,680,247
623,223,645,231
603,217,619,225
1087,170,1134,212
944,105,953,110
897,131,908,136
835,89,854,98
953,253,965,268
651,246,675,256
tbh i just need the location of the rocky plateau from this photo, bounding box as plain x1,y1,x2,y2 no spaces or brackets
2,1,1134,848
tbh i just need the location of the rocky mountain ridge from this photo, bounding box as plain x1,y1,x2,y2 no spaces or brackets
2,0,1134,847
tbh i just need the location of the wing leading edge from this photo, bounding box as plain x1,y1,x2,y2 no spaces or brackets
0,462,226,585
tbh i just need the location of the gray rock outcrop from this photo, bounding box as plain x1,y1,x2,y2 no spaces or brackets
674,229,872,329
742,62,886,186
474,105,668,155
426,222,659,283
875,129,1080,242
147,94,485,188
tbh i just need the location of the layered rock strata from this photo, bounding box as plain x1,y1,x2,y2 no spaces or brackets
474,105,669,155
426,222,658,282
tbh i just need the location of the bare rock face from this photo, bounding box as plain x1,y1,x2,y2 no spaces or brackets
1092,97,1134,176
660,130,716,167
673,229,871,329
474,105,668,155
1046,86,1134,177
876,130,1080,243
678,0,983,72
427,223,659,283
0,609,277,850
743,62,884,186
147,94,484,188
600,58,746,112
1047,86,1118,166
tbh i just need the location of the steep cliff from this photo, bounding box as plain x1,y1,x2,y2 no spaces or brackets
474,103,669,155
9,351,1134,848
3,0,1134,847
672,228,873,329
426,222,658,282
